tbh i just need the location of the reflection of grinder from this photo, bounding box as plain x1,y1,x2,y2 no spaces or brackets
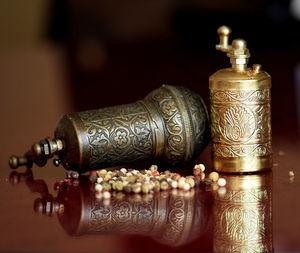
213,173,273,253
10,172,212,247
52,180,211,246
210,26,272,173
9,85,209,173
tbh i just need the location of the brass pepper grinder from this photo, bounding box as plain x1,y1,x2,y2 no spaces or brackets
209,26,272,173
9,85,209,173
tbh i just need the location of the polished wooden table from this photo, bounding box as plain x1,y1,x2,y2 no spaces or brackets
0,45,299,252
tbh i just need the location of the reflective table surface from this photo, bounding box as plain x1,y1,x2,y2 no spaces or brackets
0,45,300,253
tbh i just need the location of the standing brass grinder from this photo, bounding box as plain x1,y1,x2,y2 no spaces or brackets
210,26,272,173
9,85,209,173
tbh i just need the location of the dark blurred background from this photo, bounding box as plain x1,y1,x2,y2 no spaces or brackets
49,0,300,139
47,0,300,104
0,2,300,252
1,0,300,144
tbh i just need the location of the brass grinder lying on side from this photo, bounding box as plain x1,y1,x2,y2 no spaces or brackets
9,85,210,173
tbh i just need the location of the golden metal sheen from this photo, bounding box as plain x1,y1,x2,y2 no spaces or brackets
210,26,272,173
213,173,273,253
9,85,209,173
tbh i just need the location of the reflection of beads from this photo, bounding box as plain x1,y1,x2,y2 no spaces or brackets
217,178,227,187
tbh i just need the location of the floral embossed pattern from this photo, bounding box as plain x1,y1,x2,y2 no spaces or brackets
78,103,153,169
180,86,210,157
113,129,129,146
161,197,186,245
220,105,256,142
211,89,270,104
161,100,177,116
75,85,209,169
211,89,271,157
214,187,272,253
148,86,209,164
149,87,186,164
89,198,154,234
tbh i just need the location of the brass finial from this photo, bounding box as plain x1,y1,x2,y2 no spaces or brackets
232,38,247,51
216,26,250,71
9,138,64,169
217,26,231,51
9,155,30,169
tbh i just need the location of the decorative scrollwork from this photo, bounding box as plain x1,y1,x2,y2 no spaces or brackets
213,176,273,253
79,103,154,169
220,105,256,142
67,85,209,170
212,142,272,157
88,197,155,234
179,86,210,157
148,87,186,164
211,89,271,158
211,89,270,104
161,196,186,244
147,85,209,164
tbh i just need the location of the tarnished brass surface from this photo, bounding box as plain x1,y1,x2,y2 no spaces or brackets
210,26,272,173
213,173,273,253
9,85,209,172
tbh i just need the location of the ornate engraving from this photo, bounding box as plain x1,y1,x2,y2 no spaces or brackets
211,89,270,104
220,105,256,142
88,197,155,234
212,142,272,157
162,197,185,243
145,86,209,164
179,86,210,157
213,176,273,253
210,89,271,158
65,85,209,170
220,189,269,203
147,87,187,164
55,177,210,247
78,103,154,169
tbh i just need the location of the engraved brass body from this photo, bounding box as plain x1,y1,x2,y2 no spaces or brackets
9,85,209,173
210,26,272,173
213,173,273,253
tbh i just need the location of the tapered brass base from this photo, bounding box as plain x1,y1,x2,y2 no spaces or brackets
213,155,272,173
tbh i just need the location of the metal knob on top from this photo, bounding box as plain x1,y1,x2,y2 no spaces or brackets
216,25,232,51
216,26,250,72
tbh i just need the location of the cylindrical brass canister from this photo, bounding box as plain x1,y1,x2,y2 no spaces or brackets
9,85,209,173
210,26,272,173
213,173,273,253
